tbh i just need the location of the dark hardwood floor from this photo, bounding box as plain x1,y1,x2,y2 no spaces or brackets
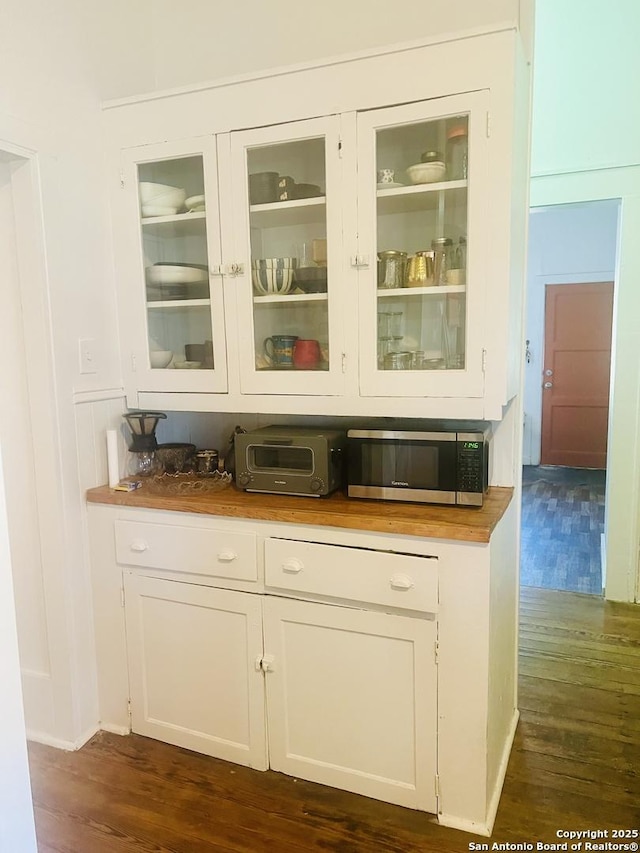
28,587,640,853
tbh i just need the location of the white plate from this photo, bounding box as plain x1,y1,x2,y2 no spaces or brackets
377,182,405,190
185,194,206,211
146,265,209,285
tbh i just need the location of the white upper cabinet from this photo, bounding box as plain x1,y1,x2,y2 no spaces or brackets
226,117,346,396
109,32,528,418
355,92,489,399
119,138,229,397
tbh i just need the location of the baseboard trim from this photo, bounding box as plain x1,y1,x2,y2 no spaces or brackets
98,723,130,737
26,724,100,752
485,709,520,835
438,813,491,837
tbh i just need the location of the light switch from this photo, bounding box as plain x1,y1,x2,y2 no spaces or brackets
79,338,97,374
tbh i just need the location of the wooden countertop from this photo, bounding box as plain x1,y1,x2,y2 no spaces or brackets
86,483,513,544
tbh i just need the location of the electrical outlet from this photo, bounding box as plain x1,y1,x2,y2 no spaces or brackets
79,338,97,374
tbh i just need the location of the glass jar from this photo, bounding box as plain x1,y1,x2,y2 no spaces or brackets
377,250,407,289
431,237,454,287
446,125,468,180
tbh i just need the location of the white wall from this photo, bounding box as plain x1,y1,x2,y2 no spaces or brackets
94,0,531,101
531,0,640,176
523,200,619,465
530,0,640,602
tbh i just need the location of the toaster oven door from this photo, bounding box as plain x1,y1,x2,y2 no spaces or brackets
248,442,314,476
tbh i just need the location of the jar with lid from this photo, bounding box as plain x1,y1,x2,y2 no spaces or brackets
431,237,454,287
446,124,468,180
377,250,407,289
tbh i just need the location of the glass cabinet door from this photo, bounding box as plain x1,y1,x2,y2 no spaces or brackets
121,138,227,394
229,117,345,396
356,92,489,399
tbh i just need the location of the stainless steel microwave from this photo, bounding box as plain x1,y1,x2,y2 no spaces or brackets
234,426,346,497
346,423,491,506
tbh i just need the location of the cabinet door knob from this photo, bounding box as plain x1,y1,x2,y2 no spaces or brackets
282,558,303,574
390,573,414,591
217,550,237,562
130,540,148,553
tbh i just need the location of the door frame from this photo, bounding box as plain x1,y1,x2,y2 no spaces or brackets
527,182,640,603
0,138,80,742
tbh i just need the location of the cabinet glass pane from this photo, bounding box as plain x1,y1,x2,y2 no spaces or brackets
137,156,214,370
247,138,329,372
375,115,468,372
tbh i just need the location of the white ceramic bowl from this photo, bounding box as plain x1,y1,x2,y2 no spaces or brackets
174,360,202,369
149,350,173,368
252,267,294,295
139,181,184,201
146,264,208,285
406,162,447,185
139,183,186,215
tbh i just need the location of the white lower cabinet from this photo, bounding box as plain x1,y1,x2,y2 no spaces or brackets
263,596,437,811
123,573,268,769
90,501,519,833
123,546,438,812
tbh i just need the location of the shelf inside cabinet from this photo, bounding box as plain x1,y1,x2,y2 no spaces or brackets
146,299,211,309
377,285,466,298
249,197,326,227
253,291,328,306
376,181,467,215
141,211,207,236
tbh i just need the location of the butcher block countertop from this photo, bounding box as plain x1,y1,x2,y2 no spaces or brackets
86,483,513,544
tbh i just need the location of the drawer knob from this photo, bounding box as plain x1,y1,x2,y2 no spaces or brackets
130,540,148,553
390,573,414,591
282,558,303,574
217,550,238,563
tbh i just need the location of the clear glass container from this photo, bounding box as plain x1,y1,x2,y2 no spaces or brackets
446,123,468,180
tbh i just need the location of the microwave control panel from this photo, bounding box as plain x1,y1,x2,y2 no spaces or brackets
457,440,486,494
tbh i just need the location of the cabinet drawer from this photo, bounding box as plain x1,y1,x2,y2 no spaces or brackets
265,538,437,613
115,520,258,582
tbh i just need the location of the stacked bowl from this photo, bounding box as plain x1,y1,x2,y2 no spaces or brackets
251,258,297,295
139,182,187,217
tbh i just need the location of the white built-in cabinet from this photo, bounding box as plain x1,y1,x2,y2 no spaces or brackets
109,34,527,420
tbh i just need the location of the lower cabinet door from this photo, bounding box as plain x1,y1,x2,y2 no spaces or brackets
124,573,267,769
263,596,438,812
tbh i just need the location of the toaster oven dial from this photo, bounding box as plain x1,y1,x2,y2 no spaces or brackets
237,471,251,487
310,477,324,493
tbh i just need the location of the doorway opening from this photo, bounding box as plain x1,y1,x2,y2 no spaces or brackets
521,200,620,595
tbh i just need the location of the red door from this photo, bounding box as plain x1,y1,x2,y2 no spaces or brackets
540,282,613,469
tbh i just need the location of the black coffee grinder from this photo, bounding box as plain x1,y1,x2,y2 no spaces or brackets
122,411,166,476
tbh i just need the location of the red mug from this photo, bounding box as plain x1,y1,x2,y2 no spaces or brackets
293,339,321,369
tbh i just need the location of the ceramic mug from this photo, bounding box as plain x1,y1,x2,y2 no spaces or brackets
293,338,321,369
264,334,298,368
377,168,395,184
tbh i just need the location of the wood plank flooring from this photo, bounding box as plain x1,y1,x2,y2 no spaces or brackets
28,587,640,853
